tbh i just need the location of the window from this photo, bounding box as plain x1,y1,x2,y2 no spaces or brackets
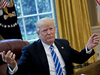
14,0,55,43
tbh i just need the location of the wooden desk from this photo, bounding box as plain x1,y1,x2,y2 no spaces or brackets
74,60,100,75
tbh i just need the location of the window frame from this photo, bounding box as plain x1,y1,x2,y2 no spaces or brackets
15,0,55,43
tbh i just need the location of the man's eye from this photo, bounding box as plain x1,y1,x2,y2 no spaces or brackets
50,28,53,30
42,29,47,32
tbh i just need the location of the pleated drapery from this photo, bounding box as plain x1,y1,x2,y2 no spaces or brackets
54,0,97,72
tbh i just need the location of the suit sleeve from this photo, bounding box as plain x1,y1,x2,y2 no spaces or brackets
7,47,31,75
60,39,95,64
70,45,95,64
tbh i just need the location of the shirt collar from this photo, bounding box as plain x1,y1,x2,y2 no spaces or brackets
41,41,55,50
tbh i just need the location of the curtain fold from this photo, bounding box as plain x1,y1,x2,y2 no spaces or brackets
55,0,97,72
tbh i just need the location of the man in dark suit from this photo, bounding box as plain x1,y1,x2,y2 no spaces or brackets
1,18,99,75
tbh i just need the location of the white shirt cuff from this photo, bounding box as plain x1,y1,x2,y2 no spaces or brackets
85,47,93,54
8,64,18,75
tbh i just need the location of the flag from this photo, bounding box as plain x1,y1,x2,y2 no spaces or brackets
0,0,22,39
96,0,100,26
0,0,8,9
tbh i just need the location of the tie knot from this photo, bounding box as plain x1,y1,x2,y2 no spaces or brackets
50,45,54,49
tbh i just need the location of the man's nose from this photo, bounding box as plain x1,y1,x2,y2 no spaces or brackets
47,30,51,34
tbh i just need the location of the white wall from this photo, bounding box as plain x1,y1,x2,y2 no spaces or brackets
92,26,100,60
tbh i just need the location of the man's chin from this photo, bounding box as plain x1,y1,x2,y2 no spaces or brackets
47,40,54,44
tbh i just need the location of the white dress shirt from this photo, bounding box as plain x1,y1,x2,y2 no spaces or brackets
42,42,66,75
8,42,93,75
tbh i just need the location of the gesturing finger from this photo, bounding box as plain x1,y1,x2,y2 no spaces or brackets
93,39,99,44
5,50,12,62
12,54,16,60
91,33,99,38
0,52,3,55
9,52,14,58
2,51,6,61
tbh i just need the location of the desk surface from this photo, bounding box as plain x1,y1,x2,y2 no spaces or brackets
74,60,100,75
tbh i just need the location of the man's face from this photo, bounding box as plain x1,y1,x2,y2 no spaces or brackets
37,24,56,45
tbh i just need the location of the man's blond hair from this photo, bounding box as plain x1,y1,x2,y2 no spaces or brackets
36,17,55,33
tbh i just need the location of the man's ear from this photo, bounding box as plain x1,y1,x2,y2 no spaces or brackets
37,32,39,36
37,32,40,38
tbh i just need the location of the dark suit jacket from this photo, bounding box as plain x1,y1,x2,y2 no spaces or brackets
8,39,95,75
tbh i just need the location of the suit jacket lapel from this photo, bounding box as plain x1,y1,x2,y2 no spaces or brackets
36,39,50,75
54,40,69,63
35,39,68,75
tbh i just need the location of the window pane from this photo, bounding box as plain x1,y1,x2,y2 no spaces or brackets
18,18,25,40
24,16,38,40
21,0,37,15
14,0,22,17
39,14,52,19
14,0,55,42
5,0,9,3
37,0,51,13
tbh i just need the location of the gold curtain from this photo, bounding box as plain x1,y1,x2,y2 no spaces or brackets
54,0,97,73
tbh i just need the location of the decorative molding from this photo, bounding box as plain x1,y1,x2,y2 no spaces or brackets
91,26,100,60
91,26,100,33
